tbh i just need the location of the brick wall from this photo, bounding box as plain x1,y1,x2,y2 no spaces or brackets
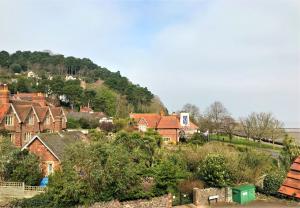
157,129,179,143
27,139,60,176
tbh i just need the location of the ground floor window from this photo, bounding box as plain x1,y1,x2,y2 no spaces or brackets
163,137,170,142
9,133,15,143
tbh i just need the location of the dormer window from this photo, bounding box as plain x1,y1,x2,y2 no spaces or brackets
5,115,14,126
28,116,34,125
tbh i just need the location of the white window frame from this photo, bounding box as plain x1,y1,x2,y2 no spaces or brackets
25,132,32,142
5,115,14,126
28,115,34,125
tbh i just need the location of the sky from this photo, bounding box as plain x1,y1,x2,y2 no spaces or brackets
0,0,299,127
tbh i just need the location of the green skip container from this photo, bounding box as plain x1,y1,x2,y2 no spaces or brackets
232,184,256,204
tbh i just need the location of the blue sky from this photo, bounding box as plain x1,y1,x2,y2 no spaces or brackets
0,0,299,127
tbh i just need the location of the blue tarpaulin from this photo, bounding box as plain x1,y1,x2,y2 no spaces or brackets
40,177,48,187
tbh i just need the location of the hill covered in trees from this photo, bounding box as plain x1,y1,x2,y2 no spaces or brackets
0,50,166,117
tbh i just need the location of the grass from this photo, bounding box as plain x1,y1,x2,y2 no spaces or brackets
210,134,281,151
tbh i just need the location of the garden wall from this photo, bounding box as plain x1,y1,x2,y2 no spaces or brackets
193,187,232,206
86,194,172,208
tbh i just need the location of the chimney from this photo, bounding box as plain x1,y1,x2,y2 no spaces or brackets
0,84,9,105
32,92,46,106
160,110,165,116
54,116,62,132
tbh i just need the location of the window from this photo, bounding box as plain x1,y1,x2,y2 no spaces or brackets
9,133,15,143
138,125,147,132
47,163,54,175
28,116,34,125
5,115,14,126
45,115,51,125
25,132,32,142
163,137,170,142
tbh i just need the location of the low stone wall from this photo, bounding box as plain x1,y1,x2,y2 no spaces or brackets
86,194,172,208
193,187,232,206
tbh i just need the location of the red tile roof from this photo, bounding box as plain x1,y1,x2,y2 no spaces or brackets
130,113,198,130
130,113,161,128
279,156,300,198
13,105,32,122
157,116,181,129
35,107,49,121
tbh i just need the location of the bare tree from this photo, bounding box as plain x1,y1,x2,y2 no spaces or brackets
240,112,285,143
267,119,285,144
181,103,200,123
205,101,229,134
221,116,237,142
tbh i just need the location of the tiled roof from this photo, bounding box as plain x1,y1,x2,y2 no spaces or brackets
157,116,181,129
130,113,161,128
50,107,62,117
130,113,199,130
35,107,49,121
279,156,300,198
10,99,41,107
13,105,32,122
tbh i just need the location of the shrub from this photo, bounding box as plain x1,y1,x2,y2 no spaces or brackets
67,117,80,129
263,170,286,195
188,132,208,145
198,153,233,187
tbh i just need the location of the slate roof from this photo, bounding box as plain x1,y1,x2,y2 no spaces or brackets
23,131,88,160
278,156,300,198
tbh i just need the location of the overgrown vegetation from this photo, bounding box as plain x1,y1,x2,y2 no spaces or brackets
0,137,42,185
12,131,284,207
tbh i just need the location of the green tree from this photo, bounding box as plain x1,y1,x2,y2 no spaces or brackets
153,155,188,195
63,80,83,109
263,170,286,195
10,63,22,73
198,153,232,187
280,135,300,170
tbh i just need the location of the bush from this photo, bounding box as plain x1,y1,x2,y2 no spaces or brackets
263,170,286,196
198,153,233,187
188,132,208,145
67,117,80,129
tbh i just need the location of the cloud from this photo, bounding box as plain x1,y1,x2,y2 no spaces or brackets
0,0,299,126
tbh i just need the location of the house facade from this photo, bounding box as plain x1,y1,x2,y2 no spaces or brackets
22,131,87,176
130,112,198,143
0,83,67,147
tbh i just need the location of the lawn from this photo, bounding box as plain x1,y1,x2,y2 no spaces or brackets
209,134,281,151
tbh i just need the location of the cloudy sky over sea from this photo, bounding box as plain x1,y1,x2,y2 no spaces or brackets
1,0,299,127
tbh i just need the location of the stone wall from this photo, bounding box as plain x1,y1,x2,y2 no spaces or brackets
193,187,232,206
85,194,172,208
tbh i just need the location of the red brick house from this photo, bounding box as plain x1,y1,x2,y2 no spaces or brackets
0,83,67,147
130,112,198,143
22,131,87,176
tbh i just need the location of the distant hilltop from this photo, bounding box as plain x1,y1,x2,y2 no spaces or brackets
0,50,166,116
